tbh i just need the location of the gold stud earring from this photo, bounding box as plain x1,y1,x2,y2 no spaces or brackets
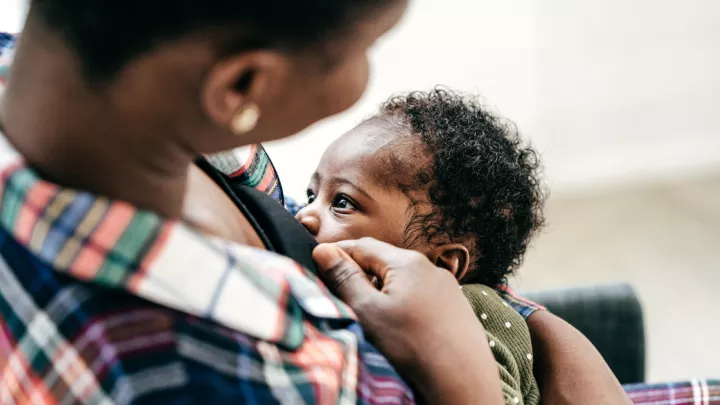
230,102,261,135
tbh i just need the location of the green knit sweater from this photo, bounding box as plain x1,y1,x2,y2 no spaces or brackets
462,284,540,405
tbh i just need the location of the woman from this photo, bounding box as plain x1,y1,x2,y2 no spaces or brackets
0,1,504,404
0,3,637,404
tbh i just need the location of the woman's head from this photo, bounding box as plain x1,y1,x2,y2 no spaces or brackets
297,89,546,286
21,0,407,152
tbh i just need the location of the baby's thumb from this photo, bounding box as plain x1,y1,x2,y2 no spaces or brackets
313,243,378,308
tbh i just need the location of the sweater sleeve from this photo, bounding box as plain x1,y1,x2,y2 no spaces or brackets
463,284,541,405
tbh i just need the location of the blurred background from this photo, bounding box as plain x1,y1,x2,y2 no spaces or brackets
3,0,719,383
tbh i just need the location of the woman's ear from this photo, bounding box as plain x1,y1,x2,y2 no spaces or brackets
429,244,470,282
201,51,290,129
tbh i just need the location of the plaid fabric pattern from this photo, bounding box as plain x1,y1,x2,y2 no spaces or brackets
496,284,546,319
0,36,413,404
624,380,720,405
0,130,415,404
205,144,284,205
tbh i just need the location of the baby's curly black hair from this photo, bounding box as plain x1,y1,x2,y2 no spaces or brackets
378,88,546,286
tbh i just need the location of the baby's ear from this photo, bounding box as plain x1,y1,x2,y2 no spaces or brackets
429,244,470,282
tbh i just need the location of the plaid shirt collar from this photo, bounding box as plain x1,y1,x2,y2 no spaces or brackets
0,36,354,350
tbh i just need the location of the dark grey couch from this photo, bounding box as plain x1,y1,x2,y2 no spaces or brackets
523,283,645,385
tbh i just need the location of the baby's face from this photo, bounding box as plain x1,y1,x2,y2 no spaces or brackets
296,121,418,248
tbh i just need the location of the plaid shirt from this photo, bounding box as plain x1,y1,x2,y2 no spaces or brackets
0,36,412,404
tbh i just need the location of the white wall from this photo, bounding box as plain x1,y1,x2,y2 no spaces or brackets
0,0,27,32
531,0,720,195
2,0,719,200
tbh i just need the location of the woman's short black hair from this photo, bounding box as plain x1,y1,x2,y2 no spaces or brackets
30,0,388,79
380,88,546,287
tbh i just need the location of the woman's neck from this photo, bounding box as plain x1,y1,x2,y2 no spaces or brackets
0,21,193,219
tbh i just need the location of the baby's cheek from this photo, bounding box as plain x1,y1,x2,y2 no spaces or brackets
352,225,405,247
314,231,343,244
315,224,357,244
318,222,383,244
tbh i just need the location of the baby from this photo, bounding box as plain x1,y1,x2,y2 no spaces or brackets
296,89,546,405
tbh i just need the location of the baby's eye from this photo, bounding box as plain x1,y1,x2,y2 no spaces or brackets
332,195,358,212
306,190,316,204
334,197,351,209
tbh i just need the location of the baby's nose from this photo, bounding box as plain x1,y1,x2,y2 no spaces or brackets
296,208,320,236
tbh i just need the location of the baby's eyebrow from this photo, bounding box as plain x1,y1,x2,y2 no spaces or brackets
327,177,374,201
309,172,320,185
